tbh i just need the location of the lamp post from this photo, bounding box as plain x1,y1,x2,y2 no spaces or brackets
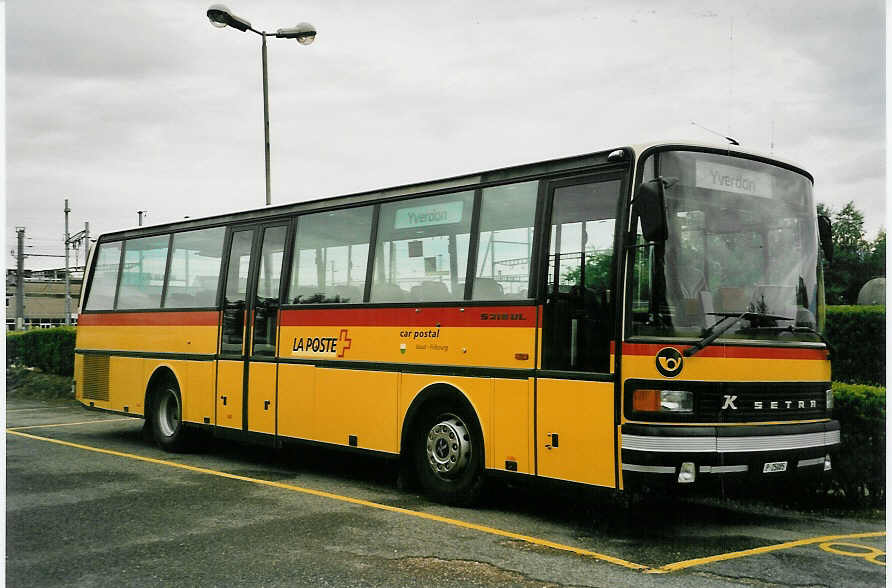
207,5,316,206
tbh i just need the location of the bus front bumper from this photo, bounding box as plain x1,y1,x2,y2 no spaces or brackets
620,421,840,486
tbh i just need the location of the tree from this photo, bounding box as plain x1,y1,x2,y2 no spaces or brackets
820,201,885,304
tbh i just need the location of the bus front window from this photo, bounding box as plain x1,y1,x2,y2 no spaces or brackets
630,150,823,343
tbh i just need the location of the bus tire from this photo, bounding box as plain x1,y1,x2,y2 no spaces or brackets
151,377,189,452
413,401,484,506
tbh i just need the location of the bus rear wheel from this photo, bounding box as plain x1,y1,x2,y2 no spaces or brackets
151,378,188,452
413,403,484,506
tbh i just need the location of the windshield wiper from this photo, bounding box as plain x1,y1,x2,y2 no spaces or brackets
684,311,794,357
736,324,832,357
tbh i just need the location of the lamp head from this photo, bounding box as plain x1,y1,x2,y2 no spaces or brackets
206,4,251,32
275,22,316,45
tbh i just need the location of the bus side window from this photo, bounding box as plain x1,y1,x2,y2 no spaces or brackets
289,206,373,304
471,181,538,300
162,227,225,309
371,191,474,303
117,235,170,310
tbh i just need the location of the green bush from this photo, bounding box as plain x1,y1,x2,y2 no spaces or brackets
6,327,77,377
6,365,74,400
830,382,885,506
825,305,885,386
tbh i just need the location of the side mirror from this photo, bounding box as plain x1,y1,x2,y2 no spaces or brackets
817,214,833,262
634,178,669,242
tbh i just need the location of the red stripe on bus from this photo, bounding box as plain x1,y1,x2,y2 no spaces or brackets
621,342,827,360
78,311,220,327
279,305,538,328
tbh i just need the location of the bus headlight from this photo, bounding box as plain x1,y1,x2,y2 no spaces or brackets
826,388,834,412
632,389,694,413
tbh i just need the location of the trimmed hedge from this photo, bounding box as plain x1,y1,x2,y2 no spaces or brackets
6,327,77,377
830,382,885,506
825,305,885,386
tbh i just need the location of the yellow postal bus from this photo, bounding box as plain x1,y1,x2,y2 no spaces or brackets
75,142,838,504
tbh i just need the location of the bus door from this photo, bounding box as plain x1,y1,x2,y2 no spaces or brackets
217,223,289,436
536,175,621,487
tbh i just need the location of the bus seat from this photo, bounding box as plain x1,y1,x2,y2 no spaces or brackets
410,280,451,301
751,284,796,318
333,285,361,303
164,292,196,307
718,287,746,313
292,286,322,304
699,291,717,329
473,278,503,300
372,282,406,302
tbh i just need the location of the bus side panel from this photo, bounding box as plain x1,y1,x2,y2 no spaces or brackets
184,361,216,426
535,378,615,488
314,368,399,453
278,306,536,370
109,356,146,415
215,360,244,430
398,373,493,469
490,377,534,475
277,363,315,441
247,362,277,435
75,311,220,354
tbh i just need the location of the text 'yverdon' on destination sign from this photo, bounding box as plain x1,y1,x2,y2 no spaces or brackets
695,160,773,198
394,201,464,229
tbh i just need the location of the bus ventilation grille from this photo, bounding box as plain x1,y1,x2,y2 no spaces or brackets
81,355,110,401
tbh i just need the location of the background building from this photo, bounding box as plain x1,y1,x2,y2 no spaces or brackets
6,268,83,330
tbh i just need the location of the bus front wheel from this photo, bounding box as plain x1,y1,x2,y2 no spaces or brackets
413,402,484,506
151,378,188,452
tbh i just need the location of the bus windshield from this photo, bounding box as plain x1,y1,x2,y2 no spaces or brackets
630,150,823,343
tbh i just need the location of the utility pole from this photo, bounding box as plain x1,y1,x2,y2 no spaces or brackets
15,227,25,330
65,215,92,325
64,199,72,325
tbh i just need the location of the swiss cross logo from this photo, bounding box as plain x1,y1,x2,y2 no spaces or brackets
337,329,352,358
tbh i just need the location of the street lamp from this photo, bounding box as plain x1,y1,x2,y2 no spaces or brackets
206,5,316,206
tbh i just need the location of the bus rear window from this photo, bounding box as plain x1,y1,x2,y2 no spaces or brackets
84,242,122,311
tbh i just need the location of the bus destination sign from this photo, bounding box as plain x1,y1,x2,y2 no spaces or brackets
394,201,464,229
695,161,773,199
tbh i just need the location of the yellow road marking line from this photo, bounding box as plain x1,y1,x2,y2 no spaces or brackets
819,541,886,566
649,531,887,573
6,407,60,413
6,429,647,571
7,418,134,431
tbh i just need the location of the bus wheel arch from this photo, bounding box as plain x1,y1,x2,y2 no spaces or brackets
402,384,485,506
145,366,188,452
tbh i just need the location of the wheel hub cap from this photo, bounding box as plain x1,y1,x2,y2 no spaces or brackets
426,415,471,478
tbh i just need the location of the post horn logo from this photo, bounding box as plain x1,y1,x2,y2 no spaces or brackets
655,347,684,378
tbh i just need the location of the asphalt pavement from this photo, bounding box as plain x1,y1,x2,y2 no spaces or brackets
5,397,886,586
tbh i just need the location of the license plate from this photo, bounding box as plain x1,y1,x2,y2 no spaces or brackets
763,461,788,473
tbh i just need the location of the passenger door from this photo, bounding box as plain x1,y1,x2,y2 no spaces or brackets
216,223,289,436
245,224,288,435
536,175,622,487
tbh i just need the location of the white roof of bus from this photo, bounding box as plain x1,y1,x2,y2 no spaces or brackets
100,140,811,239
627,140,809,177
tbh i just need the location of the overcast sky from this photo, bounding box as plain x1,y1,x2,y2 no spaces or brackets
5,0,886,271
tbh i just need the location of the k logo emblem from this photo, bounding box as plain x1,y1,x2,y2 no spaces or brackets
655,347,684,378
